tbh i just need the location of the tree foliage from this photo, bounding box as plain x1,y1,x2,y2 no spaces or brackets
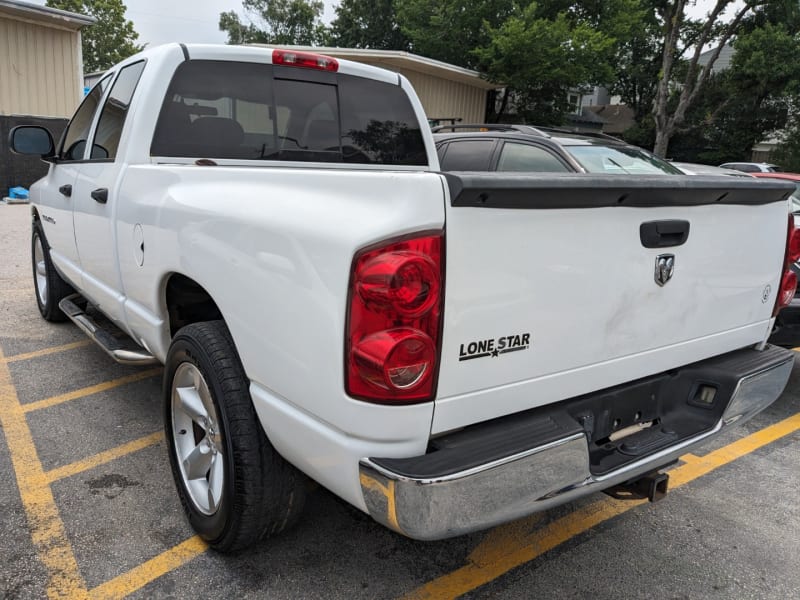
219,0,326,46
329,0,409,50
474,3,615,124
628,19,800,164
650,0,773,157
395,0,513,69
46,0,142,72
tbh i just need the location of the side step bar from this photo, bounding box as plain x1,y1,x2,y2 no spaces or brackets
59,294,160,366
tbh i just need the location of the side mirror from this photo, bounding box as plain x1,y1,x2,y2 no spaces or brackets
90,144,109,159
9,126,55,160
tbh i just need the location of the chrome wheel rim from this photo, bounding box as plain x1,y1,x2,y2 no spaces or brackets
171,362,224,516
33,234,47,306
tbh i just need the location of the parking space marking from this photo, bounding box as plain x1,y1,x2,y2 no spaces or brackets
21,369,162,414
405,411,800,600
44,432,164,484
1,340,93,364
89,536,208,600
0,340,205,600
0,347,90,599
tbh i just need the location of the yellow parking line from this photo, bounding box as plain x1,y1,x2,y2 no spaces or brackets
44,432,164,484
89,536,208,600
1,340,93,364
0,347,90,599
404,412,800,600
21,369,162,414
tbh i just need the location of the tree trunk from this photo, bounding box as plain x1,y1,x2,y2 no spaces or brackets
653,123,673,158
651,0,757,157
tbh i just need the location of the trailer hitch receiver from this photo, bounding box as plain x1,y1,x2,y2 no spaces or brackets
604,470,670,503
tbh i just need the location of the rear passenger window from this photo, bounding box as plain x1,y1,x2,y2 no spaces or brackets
497,142,569,172
91,61,145,160
338,75,427,165
150,60,428,166
439,140,495,170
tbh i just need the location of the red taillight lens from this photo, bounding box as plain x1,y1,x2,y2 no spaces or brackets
272,49,338,72
774,213,799,316
346,233,444,404
357,252,439,317
788,226,800,263
352,329,435,391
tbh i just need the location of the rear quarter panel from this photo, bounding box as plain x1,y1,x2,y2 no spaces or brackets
115,166,446,443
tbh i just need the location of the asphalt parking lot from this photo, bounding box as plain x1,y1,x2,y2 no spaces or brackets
1,202,799,600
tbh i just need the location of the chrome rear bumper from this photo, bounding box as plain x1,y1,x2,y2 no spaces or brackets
359,346,794,540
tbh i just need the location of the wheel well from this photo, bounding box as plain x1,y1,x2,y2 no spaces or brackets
165,274,222,336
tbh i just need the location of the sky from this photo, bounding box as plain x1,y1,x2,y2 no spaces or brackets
26,0,741,49
27,0,337,47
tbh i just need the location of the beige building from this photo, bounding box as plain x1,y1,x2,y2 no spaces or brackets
269,46,500,125
0,0,93,118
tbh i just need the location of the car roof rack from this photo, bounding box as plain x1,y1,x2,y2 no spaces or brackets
430,123,551,138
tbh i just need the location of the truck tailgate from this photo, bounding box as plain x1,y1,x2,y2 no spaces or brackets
433,174,793,434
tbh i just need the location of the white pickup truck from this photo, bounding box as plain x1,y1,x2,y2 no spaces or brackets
10,44,799,552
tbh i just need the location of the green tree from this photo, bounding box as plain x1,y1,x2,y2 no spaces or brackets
46,0,142,72
650,0,773,158
394,0,513,69
329,0,409,50
631,21,800,164
772,125,800,171
474,3,616,124
605,1,663,120
219,0,326,46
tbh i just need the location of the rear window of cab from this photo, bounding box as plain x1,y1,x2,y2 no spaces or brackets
150,60,428,166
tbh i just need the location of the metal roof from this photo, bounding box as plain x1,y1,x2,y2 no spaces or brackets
0,0,95,29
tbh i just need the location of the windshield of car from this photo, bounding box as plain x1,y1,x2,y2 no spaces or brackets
767,165,783,172
565,144,683,175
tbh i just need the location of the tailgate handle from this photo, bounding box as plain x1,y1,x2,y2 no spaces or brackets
640,220,690,248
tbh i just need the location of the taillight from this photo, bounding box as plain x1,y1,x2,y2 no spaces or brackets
272,49,338,72
346,233,444,404
774,213,800,316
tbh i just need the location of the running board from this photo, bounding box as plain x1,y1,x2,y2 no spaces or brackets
59,294,160,366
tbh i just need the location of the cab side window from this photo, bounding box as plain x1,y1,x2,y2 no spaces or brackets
59,75,112,161
439,140,495,171
91,62,146,160
496,142,570,172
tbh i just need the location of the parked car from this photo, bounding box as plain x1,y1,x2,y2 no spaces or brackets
432,124,684,175
719,162,781,173
672,162,754,177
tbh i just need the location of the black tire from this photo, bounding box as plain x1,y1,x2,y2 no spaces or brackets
32,219,74,322
163,320,306,552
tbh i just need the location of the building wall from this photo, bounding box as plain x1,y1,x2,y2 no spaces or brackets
343,57,488,124
399,69,487,123
0,13,82,118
